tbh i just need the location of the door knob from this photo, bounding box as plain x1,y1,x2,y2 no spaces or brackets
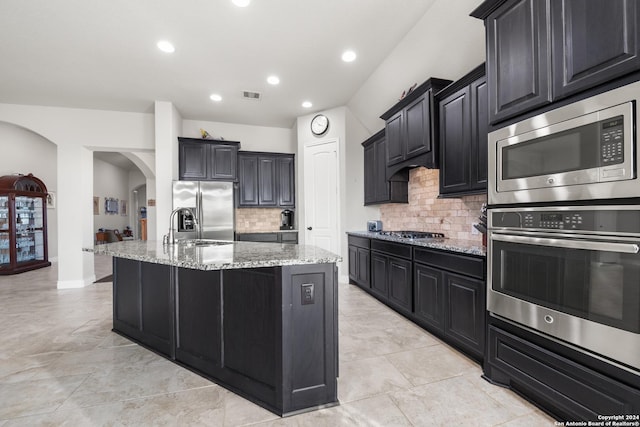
307,226,313,230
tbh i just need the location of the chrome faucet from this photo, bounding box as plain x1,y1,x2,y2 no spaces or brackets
164,207,198,245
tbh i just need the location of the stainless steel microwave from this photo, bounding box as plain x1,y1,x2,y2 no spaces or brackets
488,81,640,205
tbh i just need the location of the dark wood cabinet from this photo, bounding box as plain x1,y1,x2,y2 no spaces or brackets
414,263,444,333
475,0,640,125
443,272,485,360
347,234,486,362
485,0,551,124
175,268,221,377
348,235,371,289
370,240,413,314
551,0,640,99
237,152,295,208
486,318,640,421
362,129,408,205
0,174,51,275
277,155,295,207
437,65,488,197
235,231,298,244
113,258,174,357
178,137,240,181
380,78,451,178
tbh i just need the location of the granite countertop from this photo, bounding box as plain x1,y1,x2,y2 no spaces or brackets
85,240,341,271
347,231,486,257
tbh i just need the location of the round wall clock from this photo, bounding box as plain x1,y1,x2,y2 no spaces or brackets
310,114,329,136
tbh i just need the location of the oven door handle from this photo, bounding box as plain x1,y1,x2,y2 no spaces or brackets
490,233,640,254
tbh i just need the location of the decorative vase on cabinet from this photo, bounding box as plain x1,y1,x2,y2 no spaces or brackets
0,173,51,274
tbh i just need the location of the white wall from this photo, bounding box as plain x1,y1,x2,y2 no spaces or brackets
93,157,131,233
347,0,486,133
183,119,295,153
0,121,58,259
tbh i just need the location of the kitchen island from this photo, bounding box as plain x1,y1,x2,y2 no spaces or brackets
88,240,341,417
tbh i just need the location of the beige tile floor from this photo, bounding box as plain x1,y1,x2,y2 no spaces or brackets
0,255,556,426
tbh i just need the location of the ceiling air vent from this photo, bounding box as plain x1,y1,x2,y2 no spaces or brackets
242,90,261,100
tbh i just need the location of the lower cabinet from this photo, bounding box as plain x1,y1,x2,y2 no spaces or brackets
113,258,173,357
348,236,370,289
485,317,640,421
236,232,298,244
347,234,486,362
370,240,413,315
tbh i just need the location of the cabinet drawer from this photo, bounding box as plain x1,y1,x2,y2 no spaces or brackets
488,325,640,419
280,232,298,243
236,233,279,242
371,239,411,259
348,235,370,249
414,248,484,279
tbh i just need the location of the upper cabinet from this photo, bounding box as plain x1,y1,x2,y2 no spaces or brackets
473,0,640,125
362,129,408,205
178,137,240,181
437,65,488,197
380,78,452,178
237,152,295,208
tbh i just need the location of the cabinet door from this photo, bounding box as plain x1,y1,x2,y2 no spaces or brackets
258,157,277,206
370,252,388,299
373,136,392,203
356,247,370,288
363,143,376,205
140,262,173,356
237,155,259,207
209,144,238,181
444,272,485,359
552,0,640,99
439,86,471,194
388,256,412,312
179,141,208,180
176,268,221,377
414,263,444,333
385,111,405,166
113,258,141,335
470,76,489,191
405,94,433,164
487,0,551,124
277,155,295,207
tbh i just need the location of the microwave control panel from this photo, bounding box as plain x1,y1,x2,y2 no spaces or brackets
600,116,624,165
493,209,640,234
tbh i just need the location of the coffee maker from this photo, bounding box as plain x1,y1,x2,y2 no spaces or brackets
280,209,294,230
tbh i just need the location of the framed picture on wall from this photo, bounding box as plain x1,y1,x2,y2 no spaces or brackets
105,198,119,215
93,196,99,215
121,200,127,216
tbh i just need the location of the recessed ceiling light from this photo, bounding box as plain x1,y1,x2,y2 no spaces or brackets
341,50,357,62
157,40,175,53
267,75,280,85
232,0,250,7
302,101,312,108
210,94,222,102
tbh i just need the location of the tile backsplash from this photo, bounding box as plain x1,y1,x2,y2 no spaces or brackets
379,168,487,242
235,208,284,232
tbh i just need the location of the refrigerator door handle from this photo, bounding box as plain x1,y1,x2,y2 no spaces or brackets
197,191,203,239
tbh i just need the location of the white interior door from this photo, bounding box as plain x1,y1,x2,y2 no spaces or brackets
304,140,339,254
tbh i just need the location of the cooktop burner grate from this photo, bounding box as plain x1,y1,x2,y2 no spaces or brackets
378,230,445,239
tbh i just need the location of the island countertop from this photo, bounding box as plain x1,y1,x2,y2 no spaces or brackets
85,240,342,270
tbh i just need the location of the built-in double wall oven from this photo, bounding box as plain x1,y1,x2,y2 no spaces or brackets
487,80,640,373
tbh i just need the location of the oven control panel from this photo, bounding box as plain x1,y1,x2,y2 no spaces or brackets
492,208,640,234
600,116,624,165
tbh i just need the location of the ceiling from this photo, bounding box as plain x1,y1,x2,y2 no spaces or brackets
0,0,437,128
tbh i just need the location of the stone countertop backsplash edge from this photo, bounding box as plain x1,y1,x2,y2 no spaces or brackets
347,231,486,257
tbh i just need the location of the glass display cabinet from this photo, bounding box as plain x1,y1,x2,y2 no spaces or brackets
0,174,50,274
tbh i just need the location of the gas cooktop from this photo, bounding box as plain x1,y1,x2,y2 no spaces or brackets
378,230,445,239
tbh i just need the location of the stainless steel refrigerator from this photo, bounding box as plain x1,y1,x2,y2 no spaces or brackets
172,181,234,241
